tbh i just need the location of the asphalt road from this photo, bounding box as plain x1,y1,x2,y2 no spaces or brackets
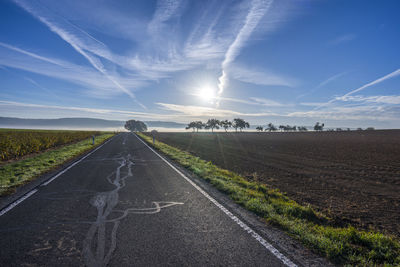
0,133,296,266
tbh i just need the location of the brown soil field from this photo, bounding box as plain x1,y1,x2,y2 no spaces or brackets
153,130,400,237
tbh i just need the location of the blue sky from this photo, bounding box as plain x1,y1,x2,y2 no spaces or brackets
0,0,399,128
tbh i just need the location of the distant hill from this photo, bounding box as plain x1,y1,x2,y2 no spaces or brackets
0,117,186,130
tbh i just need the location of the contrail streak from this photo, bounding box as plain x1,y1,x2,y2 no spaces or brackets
314,68,400,110
13,0,146,109
217,0,273,105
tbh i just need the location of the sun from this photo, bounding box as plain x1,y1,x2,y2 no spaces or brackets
198,86,216,101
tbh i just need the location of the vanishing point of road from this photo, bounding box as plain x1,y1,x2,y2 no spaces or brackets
0,133,298,266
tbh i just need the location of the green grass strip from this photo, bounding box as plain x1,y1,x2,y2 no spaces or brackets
138,133,400,266
0,133,115,196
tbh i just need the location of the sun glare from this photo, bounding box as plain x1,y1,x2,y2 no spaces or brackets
198,86,216,101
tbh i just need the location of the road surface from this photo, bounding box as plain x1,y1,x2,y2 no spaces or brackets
0,133,297,266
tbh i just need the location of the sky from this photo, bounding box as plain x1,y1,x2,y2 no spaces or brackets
0,0,399,129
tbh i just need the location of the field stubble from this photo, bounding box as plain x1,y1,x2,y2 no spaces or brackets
154,130,400,237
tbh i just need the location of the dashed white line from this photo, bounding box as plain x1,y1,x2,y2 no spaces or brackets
134,133,298,267
0,136,115,217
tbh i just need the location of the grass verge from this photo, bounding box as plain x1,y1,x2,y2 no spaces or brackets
0,133,115,196
138,133,400,266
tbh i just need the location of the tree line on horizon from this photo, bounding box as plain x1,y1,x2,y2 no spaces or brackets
124,119,375,133
252,122,317,132
185,120,327,132
255,123,309,132
185,118,250,132
256,122,323,132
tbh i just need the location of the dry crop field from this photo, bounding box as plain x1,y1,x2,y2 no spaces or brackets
0,129,101,161
0,129,113,195
154,130,400,237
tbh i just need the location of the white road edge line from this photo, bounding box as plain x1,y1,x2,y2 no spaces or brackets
0,135,115,217
42,137,114,186
134,134,298,267
0,189,38,216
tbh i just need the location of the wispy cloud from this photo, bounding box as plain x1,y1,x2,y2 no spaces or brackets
189,92,286,107
22,76,62,99
0,100,277,122
6,0,297,113
0,100,176,121
316,71,349,88
217,0,274,99
157,100,400,123
220,96,289,108
148,0,184,34
9,0,232,97
2,98,399,126
295,92,400,123
216,96,285,107
228,63,296,87
299,102,327,107
288,105,398,121
13,0,147,108
249,97,285,106
0,43,147,98
157,102,277,118
336,95,400,105
296,71,349,99
183,1,228,61
328,33,357,46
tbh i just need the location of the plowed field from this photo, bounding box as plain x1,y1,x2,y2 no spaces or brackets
153,130,400,237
